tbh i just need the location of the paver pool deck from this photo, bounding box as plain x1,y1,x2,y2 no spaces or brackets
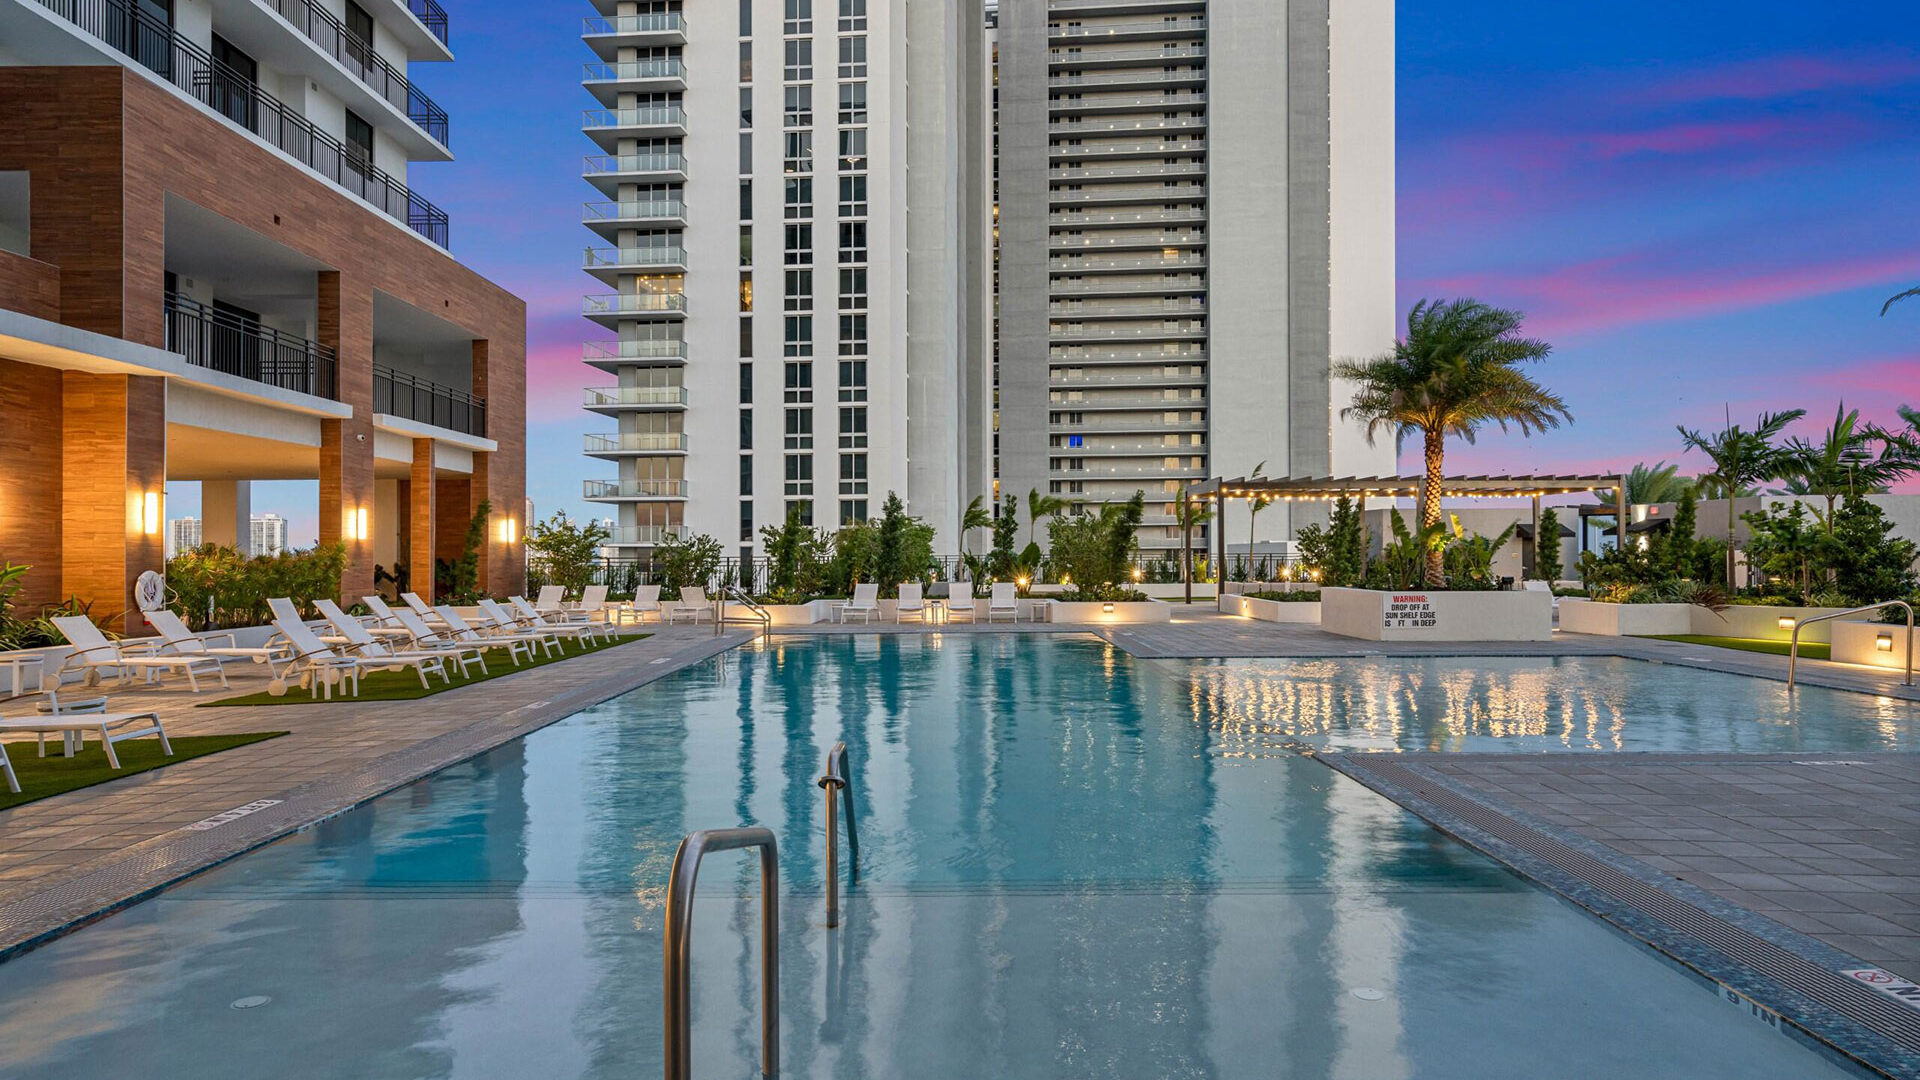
0,608,1915,1072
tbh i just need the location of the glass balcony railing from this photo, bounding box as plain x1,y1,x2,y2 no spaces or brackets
164,292,336,398
373,363,486,436
581,106,688,130
584,247,689,270
581,13,685,37
582,60,687,83
583,153,689,176
606,525,690,545
584,432,690,453
583,479,689,499
584,340,689,361
583,200,687,223
584,293,689,317
583,386,689,407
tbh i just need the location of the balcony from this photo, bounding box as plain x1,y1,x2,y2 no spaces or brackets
261,0,449,146
405,0,448,47
583,292,688,328
1053,436,1206,456
583,385,688,412
1051,252,1207,274
583,479,688,500
583,339,688,371
583,153,690,193
1052,162,1207,182
1048,91,1206,116
164,292,336,398
1049,231,1206,251
1050,138,1207,160
605,525,690,546
1051,208,1206,229
1050,115,1205,137
1051,389,1206,410
1050,185,1207,207
1050,0,1206,16
581,104,688,141
1049,18,1206,43
1050,298,1207,318
1048,45,1206,68
584,432,689,456
581,12,686,58
1051,275,1207,296
583,246,689,283
1051,323,1206,344
1050,68,1207,92
582,59,688,99
35,0,450,247
1052,413,1206,432
372,363,485,436
1053,369,1207,387
583,200,687,239
1051,343,1206,362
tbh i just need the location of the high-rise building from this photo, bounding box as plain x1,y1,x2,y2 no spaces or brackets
166,517,202,559
992,0,1397,553
578,0,993,561
0,0,528,627
251,514,289,558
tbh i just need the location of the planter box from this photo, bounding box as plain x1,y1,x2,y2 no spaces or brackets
1140,583,1215,601
1221,594,1322,624
1046,600,1171,624
1558,600,1693,637
1322,587,1552,642
1832,620,1916,673
1694,605,1851,644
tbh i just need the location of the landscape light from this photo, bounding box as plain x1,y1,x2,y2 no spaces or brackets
1131,567,1143,582
1879,633,1896,653
1102,602,1115,614
1777,617,1796,631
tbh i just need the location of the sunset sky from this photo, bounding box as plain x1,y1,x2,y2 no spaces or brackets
189,1,1920,542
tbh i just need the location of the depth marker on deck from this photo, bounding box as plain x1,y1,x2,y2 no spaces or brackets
183,800,283,832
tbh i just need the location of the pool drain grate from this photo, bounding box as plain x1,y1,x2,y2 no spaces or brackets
1328,754,1920,1074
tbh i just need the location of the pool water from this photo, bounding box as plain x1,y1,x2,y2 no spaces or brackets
1,638,1908,1079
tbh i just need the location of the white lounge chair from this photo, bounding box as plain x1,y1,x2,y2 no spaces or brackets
946,583,978,623
435,606,541,666
842,583,881,624
401,592,450,626
52,616,229,692
316,599,412,644
571,585,614,623
988,583,1020,623
361,595,414,636
511,596,609,646
388,608,491,677
477,599,566,657
666,586,713,625
316,609,459,686
625,584,663,624
268,619,369,699
895,582,928,623
144,609,292,675
533,585,568,617
0,689,172,777
267,597,342,646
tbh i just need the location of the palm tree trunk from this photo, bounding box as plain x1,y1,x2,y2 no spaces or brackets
1421,429,1446,587
1726,495,1737,589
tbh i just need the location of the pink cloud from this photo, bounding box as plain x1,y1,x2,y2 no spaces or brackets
1627,53,1920,106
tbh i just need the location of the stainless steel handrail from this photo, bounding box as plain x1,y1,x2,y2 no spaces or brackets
1788,601,1914,689
663,827,779,1080
716,587,773,639
817,742,859,928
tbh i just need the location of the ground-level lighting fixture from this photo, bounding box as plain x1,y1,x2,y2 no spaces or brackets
1102,602,1115,614
141,491,161,535
1879,633,1897,653
1131,567,1143,582
1016,576,1029,589
1778,616,1797,631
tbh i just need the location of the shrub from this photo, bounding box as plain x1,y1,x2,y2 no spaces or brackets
525,512,610,597
1058,583,1149,603
1535,507,1564,583
760,503,831,603
168,544,349,629
1247,589,1321,602
1045,491,1144,590
653,531,723,599
435,500,490,603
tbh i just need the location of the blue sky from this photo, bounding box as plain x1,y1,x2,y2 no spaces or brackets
195,1,1920,542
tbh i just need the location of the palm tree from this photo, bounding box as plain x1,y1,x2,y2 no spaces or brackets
1245,460,1272,578
1677,408,1805,586
1026,488,1067,548
1781,403,1911,530
1336,298,1570,586
1173,492,1213,597
1589,461,1697,532
958,495,992,555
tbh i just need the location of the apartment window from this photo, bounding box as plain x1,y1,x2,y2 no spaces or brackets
837,358,867,402
784,223,812,265
838,37,867,78
837,222,867,263
839,453,869,495
784,177,813,219
740,225,753,265
785,269,813,312
740,363,754,404
837,313,867,357
739,41,752,81
783,131,813,173
740,87,753,128
784,39,812,81
740,454,754,495
740,180,752,219
739,272,753,312
837,175,867,217
838,268,867,311
784,315,813,356
739,409,754,449
344,109,374,170
784,360,814,402
785,455,814,496
211,35,260,129
838,406,868,448
839,0,866,32
837,81,866,125
345,1,373,48
784,408,814,449
784,0,812,35
740,132,753,173
740,316,754,357
784,85,812,128
840,499,868,525
837,128,867,171
787,499,814,526
740,498,754,540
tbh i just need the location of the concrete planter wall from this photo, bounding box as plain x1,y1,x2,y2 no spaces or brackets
1322,587,1553,642
1693,604,1851,644
1558,600,1693,637
1141,583,1215,601
1222,594,1321,624
1832,620,1915,673
1047,601,1171,624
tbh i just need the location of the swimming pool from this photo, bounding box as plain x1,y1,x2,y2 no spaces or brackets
1,637,1907,1078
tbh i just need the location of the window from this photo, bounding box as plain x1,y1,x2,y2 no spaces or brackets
740,498,754,540
784,0,812,35
740,454,754,495
787,500,814,526
739,41,752,81
740,180,752,219
739,272,753,312
211,35,260,129
784,177,813,219
837,81,866,124
740,87,753,128
785,408,814,449
784,39,812,81
839,453,868,495
785,455,814,496
838,268,867,311
785,269,813,312
783,223,812,265
837,128,867,171
739,409,754,449
345,1,373,48
837,313,867,356
838,406,868,448
740,226,753,266
740,363,754,404
344,109,373,169
840,499,868,525
838,36,867,78
784,85,812,128
837,358,867,402
783,131,813,173
784,315,813,356
784,360,814,402
837,175,867,217
838,0,866,32
838,221,867,263
740,0,752,35
740,316,754,357
740,132,753,173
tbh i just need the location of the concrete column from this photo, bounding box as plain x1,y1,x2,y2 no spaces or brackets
203,480,252,555
410,438,435,603
471,336,525,599
317,270,375,601
59,372,166,633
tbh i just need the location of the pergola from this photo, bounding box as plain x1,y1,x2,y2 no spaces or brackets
1177,474,1627,600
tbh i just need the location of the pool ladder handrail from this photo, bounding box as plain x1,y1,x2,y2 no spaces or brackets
818,741,859,928
663,827,780,1080
1787,600,1913,689
716,586,773,639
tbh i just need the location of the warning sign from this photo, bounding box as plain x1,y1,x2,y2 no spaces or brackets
1843,968,1920,1011
1384,594,1439,630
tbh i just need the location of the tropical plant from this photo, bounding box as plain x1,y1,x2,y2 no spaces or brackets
1244,460,1273,571
1441,515,1515,591
1591,462,1696,531
1337,297,1570,585
1741,501,1824,599
1046,491,1145,589
760,503,830,602
167,544,349,629
1293,523,1331,580
525,512,611,597
1535,506,1564,584
1677,408,1805,586
987,494,1020,581
1779,403,1912,529
1172,493,1213,587
1367,511,1449,590
1025,488,1067,548
1324,496,1368,586
1824,496,1919,606
652,530,723,599
870,492,936,595
435,500,491,603
959,495,992,556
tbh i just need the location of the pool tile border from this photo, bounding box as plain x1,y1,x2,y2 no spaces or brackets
1323,751,1920,1080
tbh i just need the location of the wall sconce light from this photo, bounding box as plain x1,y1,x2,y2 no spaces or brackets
1879,633,1896,653
499,517,519,544
1102,602,1115,614
345,507,370,541
1777,616,1797,631
141,491,161,535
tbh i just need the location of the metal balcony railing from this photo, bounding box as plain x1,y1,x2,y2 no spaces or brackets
263,0,449,144
1050,116,1206,136
164,292,336,398
583,478,689,499
406,0,448,45
35,0,448,246
373,363,486,436
1050,18,1207,39
1048,45,1207,64
583,386,689,407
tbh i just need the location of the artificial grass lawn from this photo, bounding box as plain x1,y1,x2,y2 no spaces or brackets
207,631,652,706
1641,634,1831,661
0,732,287,812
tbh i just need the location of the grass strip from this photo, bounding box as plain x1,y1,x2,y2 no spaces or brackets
0,732,287,812
207,632,652,706
1641,634,1831,661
